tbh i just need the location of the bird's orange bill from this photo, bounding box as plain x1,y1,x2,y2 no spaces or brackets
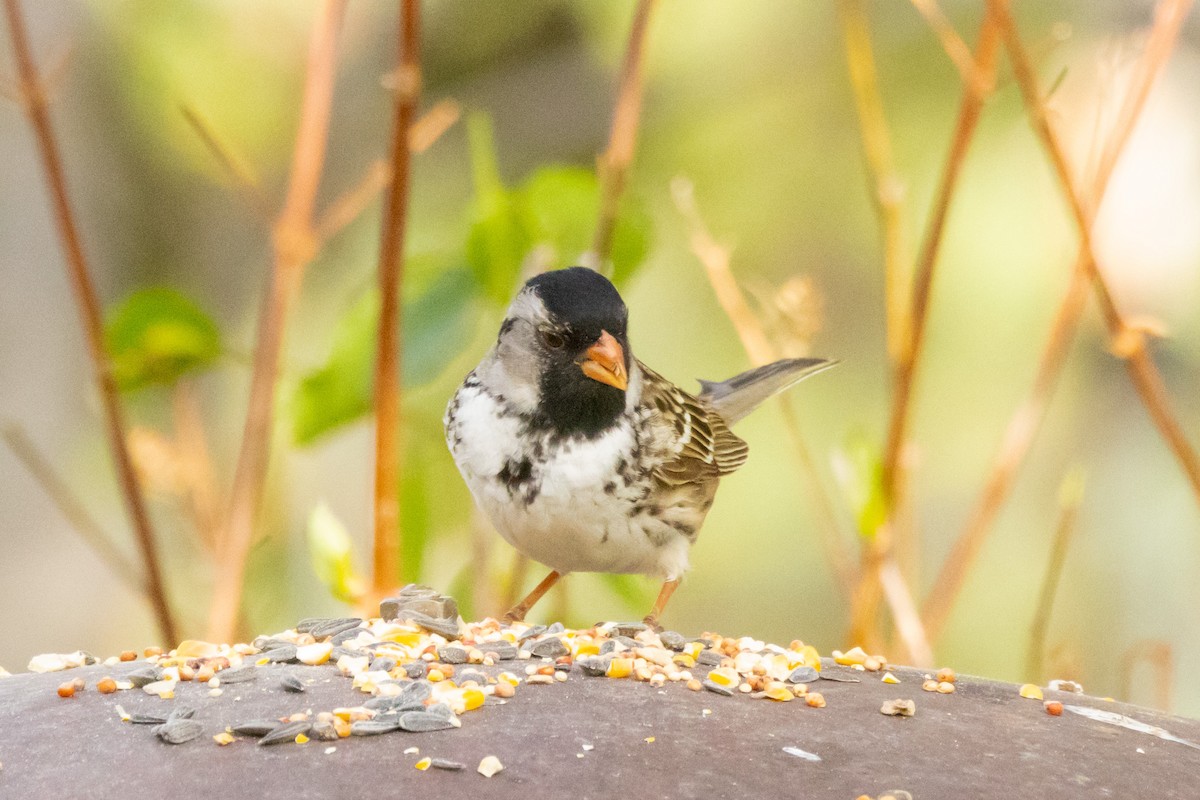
580,330,628,391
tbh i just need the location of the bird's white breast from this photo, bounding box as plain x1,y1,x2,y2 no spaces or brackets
445,382,690,579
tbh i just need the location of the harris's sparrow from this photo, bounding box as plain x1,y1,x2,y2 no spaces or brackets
444,267,835,626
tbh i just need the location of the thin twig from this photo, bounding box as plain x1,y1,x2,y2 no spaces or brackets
922,0,1193,642
180,103,273,223
587,0,657,274
992,0,1200,505
372,0,422,603
314,160,391,245
2,425,146,594
843,4,1001,655
1026,469,1085,683
4,0,177,644
671,177,858,601
408,97,460,154
206,0,347,643
907,0,991,98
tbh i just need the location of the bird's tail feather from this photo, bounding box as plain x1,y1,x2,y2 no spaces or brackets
699,358,836,425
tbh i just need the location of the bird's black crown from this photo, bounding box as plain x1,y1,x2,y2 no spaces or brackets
526,267,628,339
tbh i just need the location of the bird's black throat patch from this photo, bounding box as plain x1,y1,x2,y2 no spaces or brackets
535,364,626,439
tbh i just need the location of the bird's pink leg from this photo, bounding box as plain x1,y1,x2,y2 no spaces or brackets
643,578,681,630
503,570,562,623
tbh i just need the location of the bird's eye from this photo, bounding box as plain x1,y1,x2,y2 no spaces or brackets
541,330,566,350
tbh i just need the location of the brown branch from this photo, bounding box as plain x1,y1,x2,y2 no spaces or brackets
206,0,347,643
314,159,391,245
1026,470,1085,683
906,0,991,98
587,0,657,274
372,0,422,603
2,425,146,595
993,0,1200,504
842,5,1001,653
4,0,177,644
922,0,1193,642
671,177,859,603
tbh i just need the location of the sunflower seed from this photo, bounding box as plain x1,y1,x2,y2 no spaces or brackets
125,666,163,688
408,613,461,640
787,666,820,684
404,662,427,680
258,720,312,746
614,622,646,637
351,718,402,736
400,680,433,704
659,631,686,651
577,656,611,677
398,711,456,732
311,618,363,640
530,638,568,659
252,636,293,651
167,705,197,722
703,679,734,697
156,719,203,745
599,640,620,656
232,720,280,737
516,625,547,643
457,670,487,686
424,702,455,720
696,650,723,667
296,617,357,635
263,645,298,663
129,713,168,725
217,665,258,684
437,646,468,664
370,656,397,673
312,721,340,741
487,642,519,661
331,628,365,646
430,758,465,771
280,674,305,693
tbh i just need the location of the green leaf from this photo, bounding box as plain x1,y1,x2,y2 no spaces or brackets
466,113,531,305
104,287,222,391
520,165,651,288
306,502,365,604
291,266,478,446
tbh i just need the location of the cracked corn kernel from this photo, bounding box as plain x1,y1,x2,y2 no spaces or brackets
477,756,504,778
295,734,309,744
706,667,739,688
415,757,432,771
686,679,702,692
765,684,793,702
213,732,234,746
606,658,633,678
462,688,486,711
1019,684,1043,700
498,671,520,687
882,672,900,684
834,646,867,666
805,692,826,708
427,669,445,683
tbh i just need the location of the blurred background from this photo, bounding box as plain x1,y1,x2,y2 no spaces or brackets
2,1,1199,716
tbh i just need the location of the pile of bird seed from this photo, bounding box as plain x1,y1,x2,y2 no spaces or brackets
29,613,910,757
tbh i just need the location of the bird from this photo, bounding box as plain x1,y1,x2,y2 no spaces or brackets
444,266,835,628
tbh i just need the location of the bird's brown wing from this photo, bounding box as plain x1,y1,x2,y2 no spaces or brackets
637,361,749,487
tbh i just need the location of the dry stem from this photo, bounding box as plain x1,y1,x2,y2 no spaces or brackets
206,0,347,642
842,4,1000,656
588,0,656,273
4,0,177,643
1026,470,1085,683
993,0,1200,503
372,0,422,603
922,0,1193,642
